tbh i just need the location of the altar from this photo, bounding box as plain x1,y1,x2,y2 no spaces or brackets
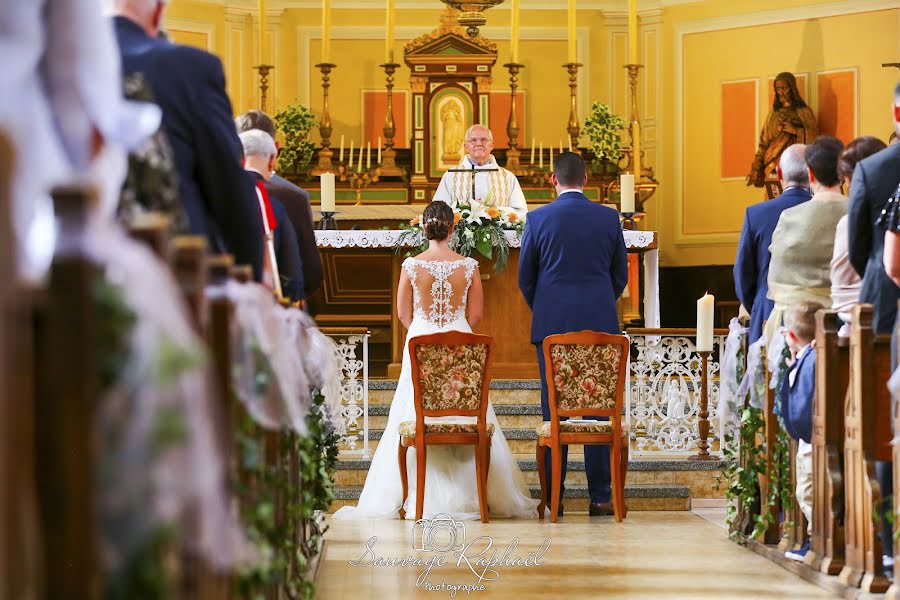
313,228,658,378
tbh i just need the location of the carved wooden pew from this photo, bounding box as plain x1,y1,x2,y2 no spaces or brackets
759,346,783,545
839,303,893,592
805,310,849,574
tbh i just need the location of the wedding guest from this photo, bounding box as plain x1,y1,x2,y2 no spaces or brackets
830,136,886,332
765,136,847,339
779,302,822,562
111,0,264,279
235,110,323,297
239,129,306,302
734,144,811,343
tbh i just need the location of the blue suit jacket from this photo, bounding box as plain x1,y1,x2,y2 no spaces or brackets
848,143,900,334
733,187,812,343
518,191,628,344
113,17,264,279
779,346,816,443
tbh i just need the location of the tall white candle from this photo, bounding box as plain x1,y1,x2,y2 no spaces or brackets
366,142,372,169
549,146,554,171
320,172,336,212
339,134,345,163
322,0,331,63
357,143,363,172
619,174,635,213
539,142,544,169
348,139,354,167
531,138,536,164
696,293,715,352
559,140,564,156
377,137,382,164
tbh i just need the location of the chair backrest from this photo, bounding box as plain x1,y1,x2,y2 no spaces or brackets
543,331,630,420
408,331,493,418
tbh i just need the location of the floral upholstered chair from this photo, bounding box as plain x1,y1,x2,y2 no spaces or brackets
536,331,630,523
400,331,494,522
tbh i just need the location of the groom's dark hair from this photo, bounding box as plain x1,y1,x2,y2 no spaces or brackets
554,152,586,188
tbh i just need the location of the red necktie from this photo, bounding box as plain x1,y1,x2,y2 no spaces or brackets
255,180,278,232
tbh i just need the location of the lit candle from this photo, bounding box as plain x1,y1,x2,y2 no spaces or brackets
367,141,372,169
510,0,520,63
339,134,345,163
530,138,535,164
258,0,266,64
628,0,638,65
696,293,715,352
569,137,573,152
377,136,382,164
322,0,331,63
539,142,544,169
559,140,564,156
348,139,354,167
619,174,635,213
567,0,577,63
633,121,642,178
320,172,336,212
549,146,554,171
357,142,363,172
386,0,395,63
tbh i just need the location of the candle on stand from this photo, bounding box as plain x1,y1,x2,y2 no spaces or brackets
357,143,363,172
510,0,520,63
559,140,564,156
619,174,635,213
348,139,354,167
628,0,638,64
366,142,372,169
539,142,544,169
377,137,382,164
322,0,332,63
320,172,336,212
567,0,577,63
258,0,266,64
569,137,573,152
696,293,715,352
385,0,395,63
339,135,345,163
530,138,536,164
549,146,554,171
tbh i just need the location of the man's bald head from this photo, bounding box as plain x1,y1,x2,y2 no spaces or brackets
111,0,168,37
464,124,494,166
778,144,809,188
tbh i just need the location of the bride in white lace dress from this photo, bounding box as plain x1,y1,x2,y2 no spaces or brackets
333,201,539,520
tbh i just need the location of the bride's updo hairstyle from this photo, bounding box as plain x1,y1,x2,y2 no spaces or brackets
423,200,454,240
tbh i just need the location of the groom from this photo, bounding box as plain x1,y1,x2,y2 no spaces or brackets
518,152,628,516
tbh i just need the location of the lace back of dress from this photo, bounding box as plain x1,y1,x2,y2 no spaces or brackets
407,259,475,328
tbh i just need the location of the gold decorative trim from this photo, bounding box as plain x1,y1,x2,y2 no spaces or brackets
404,7,497,55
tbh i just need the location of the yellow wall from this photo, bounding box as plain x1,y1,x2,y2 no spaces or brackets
160,0,900,267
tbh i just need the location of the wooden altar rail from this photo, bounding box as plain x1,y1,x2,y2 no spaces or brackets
27,187,316,598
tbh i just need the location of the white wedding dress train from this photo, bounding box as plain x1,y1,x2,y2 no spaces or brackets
333,257,539,520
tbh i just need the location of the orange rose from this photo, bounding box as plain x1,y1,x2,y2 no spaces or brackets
508,212,519,222
486,206,500,218
453,212,462,224
410,216,421,226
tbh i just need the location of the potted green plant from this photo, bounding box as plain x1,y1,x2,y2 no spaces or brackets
274,101,317,176
582,101,627,174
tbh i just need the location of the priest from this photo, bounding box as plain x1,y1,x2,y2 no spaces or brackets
432,124,528,218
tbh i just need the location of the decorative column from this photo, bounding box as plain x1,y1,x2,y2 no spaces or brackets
503,62,524,173
563,62,582,153
313,63,336,174
379,61,405,177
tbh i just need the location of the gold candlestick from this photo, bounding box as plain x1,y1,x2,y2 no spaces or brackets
313,62,337,175
624,63,643,177
563,62,583,153
503,62,524,174
379,62,406,178
254,65,275,114
336,163,382,206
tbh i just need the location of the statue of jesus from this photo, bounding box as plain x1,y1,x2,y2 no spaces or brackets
432,124,529,218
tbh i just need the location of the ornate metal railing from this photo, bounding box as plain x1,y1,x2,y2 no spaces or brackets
322,327,370,458
626,328,727,457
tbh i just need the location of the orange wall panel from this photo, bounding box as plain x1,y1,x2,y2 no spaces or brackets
488,91,526,149
721,80,757,179
362,90,409,149
817,70,856,143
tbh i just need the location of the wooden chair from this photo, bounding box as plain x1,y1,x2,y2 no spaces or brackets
399,331,494,523
535,331,630,523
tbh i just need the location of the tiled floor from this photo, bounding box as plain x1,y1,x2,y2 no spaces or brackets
315,509,836,599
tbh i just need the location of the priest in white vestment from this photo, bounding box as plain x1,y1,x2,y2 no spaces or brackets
432,124,528,218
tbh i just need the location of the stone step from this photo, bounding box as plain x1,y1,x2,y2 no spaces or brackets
328,483,691,513
333,456,724,499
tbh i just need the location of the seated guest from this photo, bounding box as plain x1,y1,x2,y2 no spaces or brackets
830,136,887,332
779,301,821,561
734,144,812,344
235,110,323,298
765,137,848,340
111,0,264,279
239,129,306,302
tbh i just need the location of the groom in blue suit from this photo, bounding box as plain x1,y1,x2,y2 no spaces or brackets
518,152,628,516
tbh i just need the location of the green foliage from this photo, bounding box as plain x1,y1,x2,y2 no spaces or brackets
582,101,627,164
274,102,318,174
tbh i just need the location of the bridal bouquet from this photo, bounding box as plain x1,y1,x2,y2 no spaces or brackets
396,198,525,272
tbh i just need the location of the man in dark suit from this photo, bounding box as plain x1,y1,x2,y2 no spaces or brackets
518,152,628,516
734,144,812,343
111,0,263,279
848,81,900,335
235,110,323,298
238,130,306,302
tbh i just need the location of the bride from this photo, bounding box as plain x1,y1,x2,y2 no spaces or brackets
333,201,539,520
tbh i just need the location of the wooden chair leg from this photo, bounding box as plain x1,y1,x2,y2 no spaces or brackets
621,438,629,519
475,439,489,523
550,443,563,523
536,442,546,518
398,440,409,520
415,443,426,521
610,443,624,523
